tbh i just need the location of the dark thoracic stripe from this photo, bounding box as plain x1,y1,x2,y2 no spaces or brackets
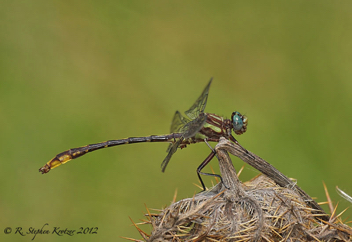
199,113,227,139
205,113,224,129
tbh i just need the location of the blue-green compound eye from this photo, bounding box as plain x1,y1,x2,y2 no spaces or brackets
232,111,243,131
231,111,248,135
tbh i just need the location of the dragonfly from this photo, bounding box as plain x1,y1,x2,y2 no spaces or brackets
39,78,249,190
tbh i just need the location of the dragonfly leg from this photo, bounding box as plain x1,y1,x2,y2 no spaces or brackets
197,150,228,191
204,138,214,152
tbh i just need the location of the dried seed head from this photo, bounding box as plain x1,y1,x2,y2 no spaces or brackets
130,175,352,241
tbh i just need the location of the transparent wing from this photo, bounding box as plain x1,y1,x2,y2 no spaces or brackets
184,78,212,120
181,113,207,139
163,79,212,170
170,111,190,133
161,138,183,172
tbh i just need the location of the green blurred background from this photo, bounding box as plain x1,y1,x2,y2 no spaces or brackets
1,1,351,241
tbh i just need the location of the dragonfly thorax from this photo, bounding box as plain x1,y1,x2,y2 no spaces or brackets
231,111,248,135
199,112,247,141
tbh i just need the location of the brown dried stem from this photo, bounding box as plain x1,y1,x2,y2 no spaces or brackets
129,138,352,241
215,137,329,222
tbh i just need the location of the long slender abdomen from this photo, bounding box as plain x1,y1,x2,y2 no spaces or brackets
39,134,181,174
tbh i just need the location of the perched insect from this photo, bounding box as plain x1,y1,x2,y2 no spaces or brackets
39,79,248,190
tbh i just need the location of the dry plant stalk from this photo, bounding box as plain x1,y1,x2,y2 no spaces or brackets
127,138,352,242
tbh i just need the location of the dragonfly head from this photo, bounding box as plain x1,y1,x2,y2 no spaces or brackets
231,111,248,135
